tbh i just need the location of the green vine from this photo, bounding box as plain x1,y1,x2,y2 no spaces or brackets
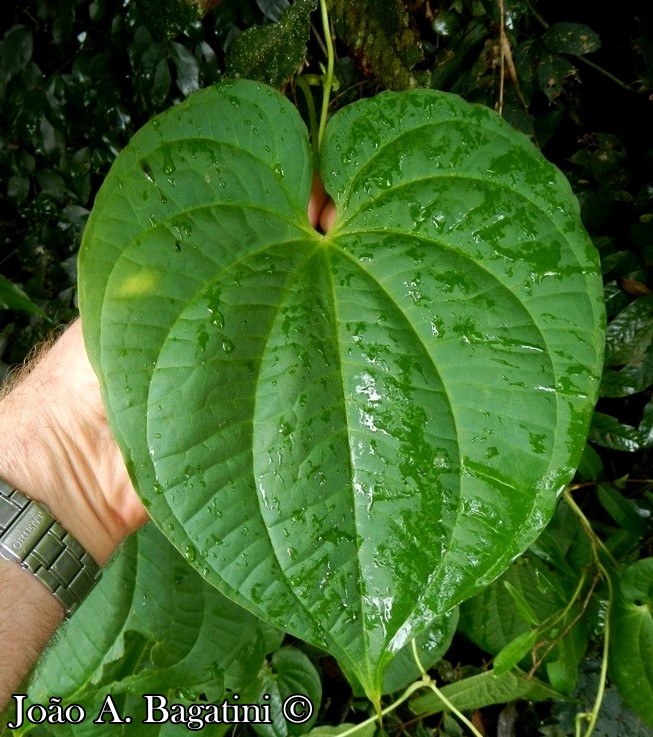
317,0,335,151
315,641,486,737
563,488,615,737
295,75,320,163
294,0,334,166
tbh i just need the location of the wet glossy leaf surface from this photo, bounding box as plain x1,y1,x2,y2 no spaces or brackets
601,296,653,397
79,80,604,701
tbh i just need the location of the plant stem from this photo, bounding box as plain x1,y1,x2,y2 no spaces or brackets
330,642,484,737
424,681,484,737
410,640,484,737
317,0,335,152
564,488,616,737
327,681,426,737
295,75,320,164
563,489,618,568
579,561,612,737
497,0,505,115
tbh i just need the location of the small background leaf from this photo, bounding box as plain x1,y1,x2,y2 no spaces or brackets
253,649,322,737
409,670,561,716
590,411,652,452
601,296,653,397
609,559,653,727
226,0,317,88
459,554,586,683
327,0,427,90
543,22,601,56
0,273,47,318
134,0,220,40
256,0,291,22
538,52,577,101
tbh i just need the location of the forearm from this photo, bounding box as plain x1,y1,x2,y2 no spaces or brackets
0,321,147,713
0,560,64,709
0,386,101,713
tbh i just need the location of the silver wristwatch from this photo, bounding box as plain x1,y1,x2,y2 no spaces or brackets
0,478,101,616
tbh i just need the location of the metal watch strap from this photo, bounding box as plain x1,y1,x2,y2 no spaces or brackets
0,478,101,616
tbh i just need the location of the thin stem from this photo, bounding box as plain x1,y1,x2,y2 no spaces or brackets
411,639,428,678
579,560,612,737
317,0,335,152
424,681,484,737
410,640,484,737
528,570,599,678
497,0,505,115
564,487,616,737
326,681,427,737
573,54,635,93
295,75,319,164
327,641,486,737
563,489,618,568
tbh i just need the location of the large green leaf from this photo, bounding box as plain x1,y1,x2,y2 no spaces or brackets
78,80,604,702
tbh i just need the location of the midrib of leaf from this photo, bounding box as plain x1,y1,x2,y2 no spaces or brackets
321,240,374,688
324,236,463,654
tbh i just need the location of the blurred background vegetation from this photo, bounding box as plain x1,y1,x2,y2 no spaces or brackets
1,0,653,734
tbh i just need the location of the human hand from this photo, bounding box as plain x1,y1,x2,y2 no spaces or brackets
0,320,147,566
308,171,337,233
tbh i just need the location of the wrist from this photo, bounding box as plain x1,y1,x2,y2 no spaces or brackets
0,398,119,566
0,322,147,566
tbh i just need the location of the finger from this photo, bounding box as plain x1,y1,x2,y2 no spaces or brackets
308,170,329,228
319,200,337,234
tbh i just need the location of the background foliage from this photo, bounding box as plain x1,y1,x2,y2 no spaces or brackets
1,0,653,735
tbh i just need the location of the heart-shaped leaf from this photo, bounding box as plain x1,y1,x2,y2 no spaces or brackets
79,80,604,702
